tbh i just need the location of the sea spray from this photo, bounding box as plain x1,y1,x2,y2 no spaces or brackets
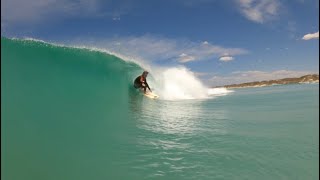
147,66,209,100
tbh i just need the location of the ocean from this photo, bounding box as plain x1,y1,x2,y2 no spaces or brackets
2,37,319,180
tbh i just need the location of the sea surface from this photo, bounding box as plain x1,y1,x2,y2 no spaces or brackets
2,38,319,180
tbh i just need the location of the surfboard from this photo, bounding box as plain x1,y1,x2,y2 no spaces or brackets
144,92,159,99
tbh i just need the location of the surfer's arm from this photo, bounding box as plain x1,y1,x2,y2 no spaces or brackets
145,81,152,91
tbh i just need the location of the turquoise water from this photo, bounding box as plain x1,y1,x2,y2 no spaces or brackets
2,38,319,180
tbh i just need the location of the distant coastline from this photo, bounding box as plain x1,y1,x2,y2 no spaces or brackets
216,74,319,89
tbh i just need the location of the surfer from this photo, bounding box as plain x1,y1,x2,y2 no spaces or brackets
134,71,152,94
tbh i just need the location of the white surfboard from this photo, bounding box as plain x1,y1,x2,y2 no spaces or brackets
144,92,159,99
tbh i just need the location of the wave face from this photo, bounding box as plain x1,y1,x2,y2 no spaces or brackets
2,37,143,114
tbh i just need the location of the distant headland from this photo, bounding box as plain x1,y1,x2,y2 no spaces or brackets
217,74,319,89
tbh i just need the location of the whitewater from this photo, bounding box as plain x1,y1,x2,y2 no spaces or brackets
2,37,318,180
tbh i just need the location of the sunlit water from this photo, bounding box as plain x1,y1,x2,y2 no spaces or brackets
126,84,319,180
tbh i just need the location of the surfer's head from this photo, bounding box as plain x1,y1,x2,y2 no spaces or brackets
142,71,149,77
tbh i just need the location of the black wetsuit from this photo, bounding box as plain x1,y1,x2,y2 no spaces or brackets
134,76,151,92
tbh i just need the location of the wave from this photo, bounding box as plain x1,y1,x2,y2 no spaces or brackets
2,37,232,101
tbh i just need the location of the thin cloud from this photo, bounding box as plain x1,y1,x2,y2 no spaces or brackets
287,21,298,39
1,0,131,28
236,0,280,23
112,17,121,21
202,41,209,45
2,0,57,24
209,70,318,86
219,56,234,62
70,35,248,63
302,31,319,40
179,53,196,63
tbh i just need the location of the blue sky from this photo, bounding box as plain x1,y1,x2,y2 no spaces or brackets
1,0,319,86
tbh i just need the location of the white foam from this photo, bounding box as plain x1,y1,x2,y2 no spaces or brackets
207,88,234,96
147,67,209,100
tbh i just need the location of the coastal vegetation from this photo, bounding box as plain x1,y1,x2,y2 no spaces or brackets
220,74,319,89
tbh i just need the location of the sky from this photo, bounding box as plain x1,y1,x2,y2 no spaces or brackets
1,0,319,86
